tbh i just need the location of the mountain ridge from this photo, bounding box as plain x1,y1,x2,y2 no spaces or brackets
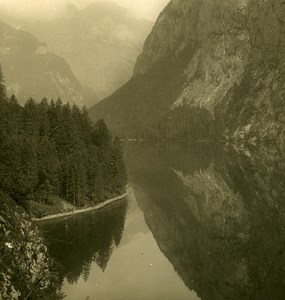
2,2,154,102
0,20,96,106
90,0,285,142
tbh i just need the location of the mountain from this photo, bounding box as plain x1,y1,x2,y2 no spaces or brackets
7,2,153,101
89,0,285,141
0,21,96,106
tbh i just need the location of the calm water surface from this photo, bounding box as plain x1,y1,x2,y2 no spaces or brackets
38,142,285,300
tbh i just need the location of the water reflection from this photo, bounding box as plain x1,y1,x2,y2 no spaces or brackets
125,142,285,300
37,142,285,299
38,200,128,285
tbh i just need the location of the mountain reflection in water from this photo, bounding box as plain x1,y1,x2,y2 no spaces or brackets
38,142,285,300
127,142,285,300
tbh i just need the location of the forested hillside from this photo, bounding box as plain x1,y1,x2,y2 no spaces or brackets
0,66,126,214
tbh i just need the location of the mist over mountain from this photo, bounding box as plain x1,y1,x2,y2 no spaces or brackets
2,2,153,102
0,0,168,21
90,0,285,141
0,21,95,106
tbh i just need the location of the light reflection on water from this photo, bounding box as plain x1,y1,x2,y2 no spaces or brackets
39,188,199,300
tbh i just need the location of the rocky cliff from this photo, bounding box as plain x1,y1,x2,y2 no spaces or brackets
90,0,285,141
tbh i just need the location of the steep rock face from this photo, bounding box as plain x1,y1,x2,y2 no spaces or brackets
248,0,285,66
135,0,250,109
217,0,285,140
0,192,62,299
135,0,284,109
90,0,284,141
0,21,95,106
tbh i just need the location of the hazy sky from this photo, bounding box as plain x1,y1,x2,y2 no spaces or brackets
0,0,170,21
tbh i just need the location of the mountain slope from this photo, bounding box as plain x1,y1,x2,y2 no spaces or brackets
0,21,96,106
10,2,153,101
90,0,285,141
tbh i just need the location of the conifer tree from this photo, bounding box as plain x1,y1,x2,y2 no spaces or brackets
0,68,127,207
0,65,7,100
94,119,111,147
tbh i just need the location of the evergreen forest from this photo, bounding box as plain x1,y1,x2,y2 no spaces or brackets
0,66,127,211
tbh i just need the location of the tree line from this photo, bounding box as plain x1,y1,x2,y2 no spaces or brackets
0,66,127,208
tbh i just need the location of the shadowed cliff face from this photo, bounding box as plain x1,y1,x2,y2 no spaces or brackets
135,0,284,108
90,0,285,141
248,0,285,66
135,0,285,75
134,0,250,109
125,142,285,300
216,0,285,141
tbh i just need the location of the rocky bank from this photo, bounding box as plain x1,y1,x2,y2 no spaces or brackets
0,192,63,299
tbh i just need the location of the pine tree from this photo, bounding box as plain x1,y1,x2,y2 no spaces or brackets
93,119,111,147
0,67,127,207
23,98,39,136
0,65,7,100
38,98,50,137
112,136,127,192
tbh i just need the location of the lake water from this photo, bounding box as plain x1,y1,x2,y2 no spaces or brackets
38,142,285,300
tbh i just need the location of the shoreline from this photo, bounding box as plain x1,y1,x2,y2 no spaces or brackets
32,188,130,222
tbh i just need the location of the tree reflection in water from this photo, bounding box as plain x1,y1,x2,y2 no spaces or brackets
38,200,128,285
37,142,285,300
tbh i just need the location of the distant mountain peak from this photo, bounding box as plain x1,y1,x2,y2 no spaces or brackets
0,21,97,106
80,1,133,21
84,1,128,12
64,1,80,16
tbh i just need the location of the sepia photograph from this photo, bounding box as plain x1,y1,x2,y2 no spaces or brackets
0,0,284,299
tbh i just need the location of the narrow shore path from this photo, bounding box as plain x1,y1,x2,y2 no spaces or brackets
32,187,131,222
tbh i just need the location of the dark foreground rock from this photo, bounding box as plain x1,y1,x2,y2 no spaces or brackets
0,192,63,299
